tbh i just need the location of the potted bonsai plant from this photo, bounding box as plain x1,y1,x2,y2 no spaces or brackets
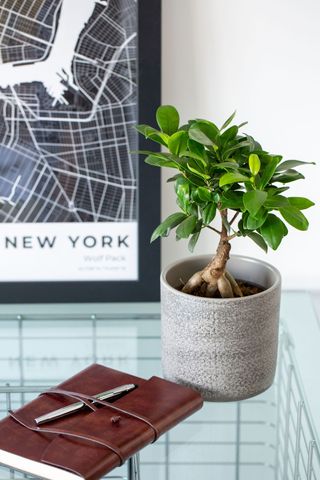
136,106,314,401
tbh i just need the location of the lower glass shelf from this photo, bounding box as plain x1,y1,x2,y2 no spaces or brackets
0,292,319,479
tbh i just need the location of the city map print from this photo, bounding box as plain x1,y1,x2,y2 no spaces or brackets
0,0,137,223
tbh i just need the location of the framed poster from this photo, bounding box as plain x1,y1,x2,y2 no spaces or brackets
0,0,161,303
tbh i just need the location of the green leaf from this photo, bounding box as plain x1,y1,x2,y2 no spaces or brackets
176,215,198,239
275,160,315,172
151,212,187,242
265,195,289,208
178,124,189,131
146,151,187,165
187,160,210,179
212,161,239,170
168,131,188,156
247,232,268,253
186,203,198,217
185,171,206,186
238,219,246,235
221,111,236,130
222,139,252,159
188,231,201,252
245,208,268,230
134,149,164,156
187,139,207,163
220,125,238,143
219,172,250,187
135,124,169,146
245,135,262,152
202,203,216,225
279,206,309,231
272,169,305,183
145,131,169,147
259,156,281,189
220,191,244,209
267,186,290,196
144,155,177,169
135,150,184,167
135,124,153,136
260,214,287,250
188,121,219,146
156,105,179,135
243,190,267,216
249,153,261,176
183,152,207,169
167,173,183,183
287,197,315,210
175,176,190,200
174,175,190,194
197,187,213,202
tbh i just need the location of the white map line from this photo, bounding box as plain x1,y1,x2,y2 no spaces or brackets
0,5,56,28
0,0,137,223
0,175,21,206
0,31,137,122
8,86,83,223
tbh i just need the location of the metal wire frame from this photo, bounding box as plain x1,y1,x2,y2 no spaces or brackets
276,333,320,480
0,313,319,479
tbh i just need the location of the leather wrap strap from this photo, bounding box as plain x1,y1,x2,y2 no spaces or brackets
41,388,160,441
9,386,160,468
9,409,125,465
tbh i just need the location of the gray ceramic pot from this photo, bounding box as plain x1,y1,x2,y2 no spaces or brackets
161,255,281,401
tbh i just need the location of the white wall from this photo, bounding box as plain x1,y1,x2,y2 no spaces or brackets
161,0,319,289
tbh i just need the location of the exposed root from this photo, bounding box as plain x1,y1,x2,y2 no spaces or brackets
200,282,208,296
180,209,243,299
205,281,218,297
182,270,203,294
217,274,234,298
181,267,243,299
225,271,243,297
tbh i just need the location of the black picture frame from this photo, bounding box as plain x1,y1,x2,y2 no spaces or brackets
0,0,161,303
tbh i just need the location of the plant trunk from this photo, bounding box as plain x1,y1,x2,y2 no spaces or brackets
182,210,242,298
201,210,232,297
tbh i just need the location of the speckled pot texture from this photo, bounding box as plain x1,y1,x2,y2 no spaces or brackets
161,255,281,402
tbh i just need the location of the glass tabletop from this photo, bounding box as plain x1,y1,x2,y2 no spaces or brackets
0,292,319,480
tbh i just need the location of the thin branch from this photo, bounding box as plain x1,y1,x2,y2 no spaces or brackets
206,225,222,235
227,232,239,241
220,209,229,237
229,211,240,226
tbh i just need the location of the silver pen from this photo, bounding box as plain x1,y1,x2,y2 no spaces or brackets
35,383,136,425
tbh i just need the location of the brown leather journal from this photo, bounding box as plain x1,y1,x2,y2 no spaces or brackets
0,364,203,480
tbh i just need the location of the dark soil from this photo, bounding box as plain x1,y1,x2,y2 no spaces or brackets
177,279,265,298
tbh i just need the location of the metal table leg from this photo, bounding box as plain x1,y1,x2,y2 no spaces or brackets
127,453,140,480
